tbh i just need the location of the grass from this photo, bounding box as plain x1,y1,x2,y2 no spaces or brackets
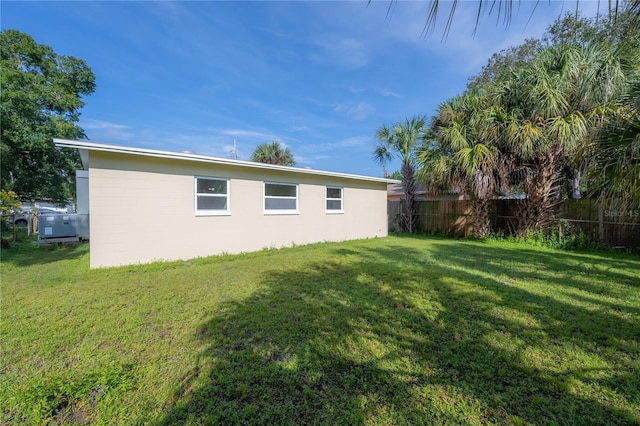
1,230,639,425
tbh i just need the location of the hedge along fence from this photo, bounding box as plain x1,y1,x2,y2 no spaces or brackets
388,198,640,249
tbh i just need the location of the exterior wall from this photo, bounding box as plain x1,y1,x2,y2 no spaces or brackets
88,151,388,268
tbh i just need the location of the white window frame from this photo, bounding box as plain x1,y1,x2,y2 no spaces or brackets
195,176,230,216
264,182,298,215
326,186,343,213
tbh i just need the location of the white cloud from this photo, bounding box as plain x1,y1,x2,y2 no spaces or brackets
294,153,330,166
348,86,401,98
81,118,128,130
378,88,401,98
362,1,604,77
220,129,276,140
81,118,133,141
316,37,369,68
286,125,312,133
294,135,375,170
303,135,371,153
333,102,375,120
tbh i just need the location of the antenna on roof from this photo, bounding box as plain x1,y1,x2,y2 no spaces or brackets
233,138,238,160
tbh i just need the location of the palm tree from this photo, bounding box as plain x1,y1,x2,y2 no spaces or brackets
421,93,510,237
374,116,427,233
251,141,296,166
491,45,585,235
592,110,640,211
491,42,636,236
587,40,640,210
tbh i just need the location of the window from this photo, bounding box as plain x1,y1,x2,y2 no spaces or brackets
195,177,229,215
326,186,343,212
264,182,298,214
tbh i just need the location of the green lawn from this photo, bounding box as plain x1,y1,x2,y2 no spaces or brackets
1,234,639,425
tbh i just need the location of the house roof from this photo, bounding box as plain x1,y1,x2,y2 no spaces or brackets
54,138,400,184
387,183,525,200
387,183,428,197
387,183,467,200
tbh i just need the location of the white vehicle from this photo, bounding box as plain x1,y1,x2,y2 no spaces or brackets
10,208,63,226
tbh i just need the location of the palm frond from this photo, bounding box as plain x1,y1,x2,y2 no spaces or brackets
507,119,543,159
372,143,392,165
453,143,497,177
547,111,588,152
251,141,296,166
374,116,427,164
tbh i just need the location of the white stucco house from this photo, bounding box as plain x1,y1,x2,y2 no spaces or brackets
54,139,397,268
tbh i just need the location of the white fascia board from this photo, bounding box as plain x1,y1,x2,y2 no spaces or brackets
53,138,400,184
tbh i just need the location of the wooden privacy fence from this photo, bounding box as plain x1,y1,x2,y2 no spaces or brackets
388,198,640,249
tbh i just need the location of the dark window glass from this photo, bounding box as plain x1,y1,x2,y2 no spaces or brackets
327,187,342,199
265,198,297,210
265,183,296,197
327,200,342,210
197,179,227,195
197,196,227,210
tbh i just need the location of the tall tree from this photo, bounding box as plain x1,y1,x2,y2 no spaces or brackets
468,6,640,205
468,3,639,92
492,43,634,235
587,41,640,210
544,3,640,47
544,4,640,210
417,5,640,238
0,30,95,203
374,116,427,233
467,38,542,92
251,141,296,166
422,93,510,237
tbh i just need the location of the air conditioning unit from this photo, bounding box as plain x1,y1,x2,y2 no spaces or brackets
38,214,80,244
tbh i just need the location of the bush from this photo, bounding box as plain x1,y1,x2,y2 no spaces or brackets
494,220,608,252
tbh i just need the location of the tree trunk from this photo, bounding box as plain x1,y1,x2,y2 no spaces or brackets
401,161,417,233
514,147,563,237
572,170,581,199
471,197,491,238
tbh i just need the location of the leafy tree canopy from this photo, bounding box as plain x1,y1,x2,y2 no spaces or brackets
0,190,21,220
465,5,640,209
251,141,296,166
544,4,640,47
1,30,95,203
467,38,542,92
468,2,639,92
374,116,427,233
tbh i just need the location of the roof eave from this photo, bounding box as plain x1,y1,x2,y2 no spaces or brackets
54,138,399,184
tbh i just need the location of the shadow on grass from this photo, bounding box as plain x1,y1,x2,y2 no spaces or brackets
155,239,639,425
0,240,88,267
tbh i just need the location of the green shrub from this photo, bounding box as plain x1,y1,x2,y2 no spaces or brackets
494,221,608,252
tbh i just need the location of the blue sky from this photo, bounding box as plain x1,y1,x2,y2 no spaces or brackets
3,1,601,177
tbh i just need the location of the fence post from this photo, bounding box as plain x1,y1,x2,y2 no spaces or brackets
598,197,604,242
